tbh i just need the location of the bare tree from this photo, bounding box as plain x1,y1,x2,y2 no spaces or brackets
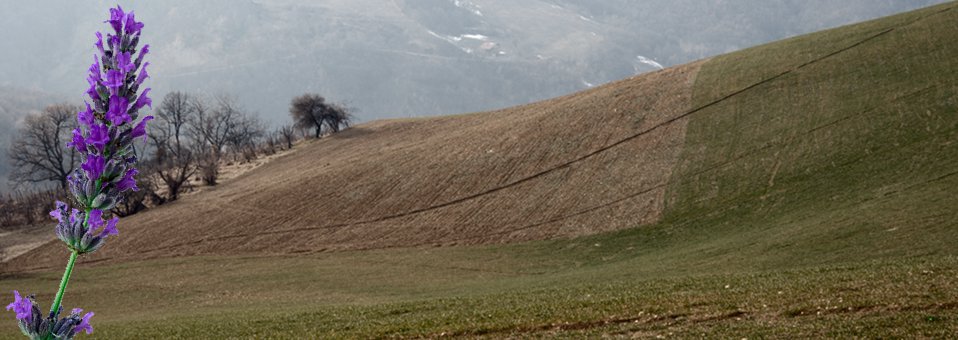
290,93,353,138
228,113,266,163
279,124,296,149
189,95,265,185
325,102,354,133
7,104,81,189
148,92,197,201
290,94,325,138
190,95,233,185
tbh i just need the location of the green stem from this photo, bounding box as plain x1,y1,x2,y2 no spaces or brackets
49,250,78,317
49,209,91,318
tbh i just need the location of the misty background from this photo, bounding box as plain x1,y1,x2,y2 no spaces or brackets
0,0,947,191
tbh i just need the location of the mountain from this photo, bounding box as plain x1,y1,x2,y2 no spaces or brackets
5,1,957,272
0,0,945,126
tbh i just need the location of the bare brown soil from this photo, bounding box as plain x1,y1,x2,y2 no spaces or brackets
0,225,49,262
4,60,703,272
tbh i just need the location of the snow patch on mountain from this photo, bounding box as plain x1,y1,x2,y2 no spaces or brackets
452,0,483,16
635,55,664,70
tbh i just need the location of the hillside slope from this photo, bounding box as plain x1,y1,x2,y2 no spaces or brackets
5,2,958,272
6,58,705,270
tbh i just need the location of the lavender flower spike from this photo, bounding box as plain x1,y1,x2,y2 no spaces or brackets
8,5,151,339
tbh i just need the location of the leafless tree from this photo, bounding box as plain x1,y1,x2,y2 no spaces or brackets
228,113,266,163
7,104,81,189
189,95,265,185
290,93,353,138
148,92,197,201
279,124,296,150
190,95,232,185
325,102,354,133
0,188,69,227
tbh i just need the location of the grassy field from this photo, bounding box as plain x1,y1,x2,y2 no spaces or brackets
0,233,955,338
2,2,957,338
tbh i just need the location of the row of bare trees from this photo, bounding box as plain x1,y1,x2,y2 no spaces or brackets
3,97,285,226
3,92,353,228
0,188,70,227
147,91,279,199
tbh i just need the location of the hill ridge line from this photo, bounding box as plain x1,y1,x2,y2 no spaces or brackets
117,8,955,258
126,7,955,257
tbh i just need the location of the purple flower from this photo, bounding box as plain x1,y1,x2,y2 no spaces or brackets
133,88,152,111
69,208,81,225
130,116,153,141
82,155,106,180
107,95,131,126
87,56,102,84
102,217,119,237
88,123,110,150
67,128,86,152
135,45,150,66
50,201,67,222
5,291,31,321
109,34,121,51
125,11,143,35
135,61,150,86
116,51,135,74
116,168,139,192
86,82,100,102
105,5,125,33
95,32,105,54
9,7,152,336
87,209,103,230
75,310,95,335
104,69,124,93
78,103,95,127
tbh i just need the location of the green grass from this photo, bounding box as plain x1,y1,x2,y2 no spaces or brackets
3,2,958,338
0,242,955,338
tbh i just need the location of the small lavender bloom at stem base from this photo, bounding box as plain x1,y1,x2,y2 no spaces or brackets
101,218,119,237
70,309,94,335
5,291,31,322
86,210,103,231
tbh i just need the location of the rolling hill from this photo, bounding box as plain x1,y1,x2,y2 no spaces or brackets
0,2,956,338
7,0,957,272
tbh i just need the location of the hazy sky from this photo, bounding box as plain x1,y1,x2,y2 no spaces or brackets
0,0,947,126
